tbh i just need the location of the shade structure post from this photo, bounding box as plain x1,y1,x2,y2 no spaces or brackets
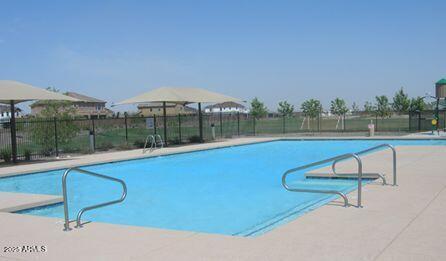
198,103,203,142
219,107,223,138
9,100,18,163
163,102,168,146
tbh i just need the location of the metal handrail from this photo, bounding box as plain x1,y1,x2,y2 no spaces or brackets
282,153,363,207
332,144,396,186
143,135,156,153
154,134,164,148
143,134,164,153
62,167,127,231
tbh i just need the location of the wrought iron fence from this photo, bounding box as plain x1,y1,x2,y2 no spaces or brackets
0,110,443,161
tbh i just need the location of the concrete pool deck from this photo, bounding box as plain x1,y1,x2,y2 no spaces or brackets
0,137,445,260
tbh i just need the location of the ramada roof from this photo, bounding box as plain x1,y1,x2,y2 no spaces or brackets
30,91,106,107
137,103,197,112
205,101,245,109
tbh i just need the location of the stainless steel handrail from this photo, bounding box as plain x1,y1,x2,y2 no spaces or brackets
282,153,363,207
154,134,164,148
143,135,156,153
332,144,396,186
62,167,127,231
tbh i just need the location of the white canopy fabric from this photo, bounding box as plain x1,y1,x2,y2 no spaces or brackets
0,80,79,104
116,87,242,105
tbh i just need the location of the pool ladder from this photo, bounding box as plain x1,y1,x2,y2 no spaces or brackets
62,167,127,231
143,134,164,153
282,143,396,208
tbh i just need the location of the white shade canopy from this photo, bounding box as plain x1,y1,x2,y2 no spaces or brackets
0,80,79,104
116,87,242,105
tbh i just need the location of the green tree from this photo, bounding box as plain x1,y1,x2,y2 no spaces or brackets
300,99,322,129
364,101,375,114
375,95,392,118
277,101,294,117
392,87,410,113
351,102,360,113
31,88,80,155
250,97,268,119
330,98,348,130
409,97,425,112
301,99,322,119
330,98,348,116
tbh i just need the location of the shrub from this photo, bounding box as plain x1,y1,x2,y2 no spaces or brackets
168,138,181,145
24,149,32,161
188,135,202,143
1,149,12,163
117,143,132,151
96,141,114,151
133,140,146,148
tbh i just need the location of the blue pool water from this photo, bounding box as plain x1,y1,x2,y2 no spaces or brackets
1,139,445,236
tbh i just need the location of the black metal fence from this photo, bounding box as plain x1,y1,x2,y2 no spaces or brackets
0,110,443,161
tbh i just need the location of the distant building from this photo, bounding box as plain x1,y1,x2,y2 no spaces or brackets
30,92,113,119
204,102,248,114
436,78,446,98
137,103,197,117
0,105,21,122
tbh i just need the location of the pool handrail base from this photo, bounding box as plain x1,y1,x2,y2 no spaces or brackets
62,167,127,231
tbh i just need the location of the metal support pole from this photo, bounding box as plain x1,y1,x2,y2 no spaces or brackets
375,115,378,132
178,114,182,143
282,115,285,134
91,118,96,150
443,110,446,130
253,117,256,136
435,98,440,133
124,113,128,144
418,112,421,131
153,114,157,135
237,111,240,136
9,100,18,163
54,117,59,157
163,102,168,147
219,108,223,138
198,103,203,142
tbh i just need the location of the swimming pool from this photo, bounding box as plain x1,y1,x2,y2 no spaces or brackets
1,139,445,236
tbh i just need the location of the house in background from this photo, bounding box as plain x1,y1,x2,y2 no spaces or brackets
0,105,21,122
30,91,113,119
137,103,197,117
204,102,248,114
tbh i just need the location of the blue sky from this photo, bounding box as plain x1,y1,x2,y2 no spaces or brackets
1,0,445,112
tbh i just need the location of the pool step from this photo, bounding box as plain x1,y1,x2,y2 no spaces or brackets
0,192,63,213
305,172,383,180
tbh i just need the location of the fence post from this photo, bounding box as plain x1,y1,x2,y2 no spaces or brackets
408,112,412,131
253,116,256,136
237,112,240,136
53,117,59,157
418,112,421,131
317,112,321,132
153,114,157,135
124,113,128,145
178,114,182,143
343,113,346,132
375,115,378,132
219,109,223,138
91,118,96,150
282,115,285,134
443,111,445,130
